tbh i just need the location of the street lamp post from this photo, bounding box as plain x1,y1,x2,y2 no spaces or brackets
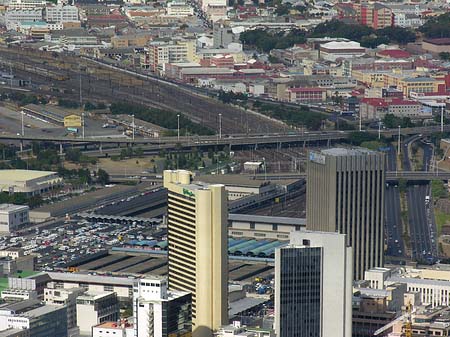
21,110,24,136
132,114,135,141
177,114,180,141
397,125,401,155
263,157,267,181
219,113,222,139
359,112,362,132
441,105,444,133
82,112,85,139
378,119,381,140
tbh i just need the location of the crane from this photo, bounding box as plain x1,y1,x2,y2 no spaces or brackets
374,301,414,337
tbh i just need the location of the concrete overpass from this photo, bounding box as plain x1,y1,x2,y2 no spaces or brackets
2,125,450,150
250,171,450,182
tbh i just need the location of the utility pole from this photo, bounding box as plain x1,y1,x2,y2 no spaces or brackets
177,114,180,141
397,125,401,155
132,114,135,141
263,157,267,181
82,112,85,139
219,113,222,139
79,72,82,108
359,112,362,132
21,110,24,136
378,119,381,140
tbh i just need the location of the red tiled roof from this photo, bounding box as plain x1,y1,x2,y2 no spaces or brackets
378,49,411,58
424,38,450,45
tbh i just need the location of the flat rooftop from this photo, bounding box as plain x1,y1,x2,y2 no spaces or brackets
0,204,28,212
94,321,131,329
31,182,156,217
47,272,136,287
195,175,271,188
0,169,57,182
229,213,305,225
77,291,115,301
321,147,377,156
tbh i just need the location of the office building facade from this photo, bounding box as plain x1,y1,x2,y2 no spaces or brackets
306,148,385,280
133,278,191,337
164,170,228,337
76,292,119,335
275,231,352,337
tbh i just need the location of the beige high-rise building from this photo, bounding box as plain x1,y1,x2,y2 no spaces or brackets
306,148,385,280
163,170,228,337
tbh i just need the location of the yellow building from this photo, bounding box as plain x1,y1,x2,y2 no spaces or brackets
163,170,228,337
352,70,386,87
143,38,198,72
64,114,82,128
396,76,444,97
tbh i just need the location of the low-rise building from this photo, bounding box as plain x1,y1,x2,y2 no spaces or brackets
142,38,197,72
319,41,366,62
359,98,425,120
286,87,327,103
365,267,450,308
228,214,305,240
76,292,119,335
0,204,29,234
422,38,450,55
92,321,133,337
0,299,68,337
217,322,274,337
4,8,43,30
0,289,38,301
45,5,79,23
166,0,193,16
0,255,35,275
45,272,135,304
0,170,62,196
0,249,24,260
44,287,86,335
133,278,191,337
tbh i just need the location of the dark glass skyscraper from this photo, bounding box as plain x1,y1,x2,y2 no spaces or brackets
275,231,353,337
277,247,322,337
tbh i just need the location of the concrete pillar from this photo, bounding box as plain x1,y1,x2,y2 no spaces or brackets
99,143,103,153
19,140,23,152
59,143,63,155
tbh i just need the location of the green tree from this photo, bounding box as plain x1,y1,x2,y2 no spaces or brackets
439,52,450,61
97,169,110,185
420,13,450,38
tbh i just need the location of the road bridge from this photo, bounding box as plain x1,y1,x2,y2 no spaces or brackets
1,125,449,149
250,171,450,182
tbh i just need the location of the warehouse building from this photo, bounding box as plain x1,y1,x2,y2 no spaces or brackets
0,170,62,196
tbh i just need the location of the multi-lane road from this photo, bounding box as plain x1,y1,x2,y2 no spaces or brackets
404,137,439,262
385,146,404,257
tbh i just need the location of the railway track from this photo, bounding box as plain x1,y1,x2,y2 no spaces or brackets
0,46,292,134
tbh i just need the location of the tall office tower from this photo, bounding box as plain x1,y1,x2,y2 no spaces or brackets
133,278,192,337
306,148,385,280
275,231,353,337
163,170,228,337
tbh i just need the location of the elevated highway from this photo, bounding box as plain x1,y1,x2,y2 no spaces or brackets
2,125,450,152
249,171,450,182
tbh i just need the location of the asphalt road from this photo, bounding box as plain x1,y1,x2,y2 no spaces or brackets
385,146,405,257
405,139,439,263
